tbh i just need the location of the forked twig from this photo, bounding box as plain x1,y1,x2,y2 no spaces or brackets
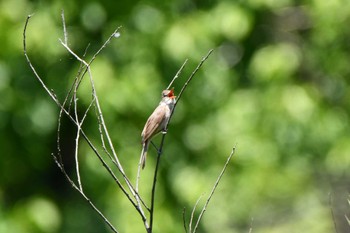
191,147,236,233
189,195,203,233
23,13,148,231
55,38,89,166
173,49,213,110
57,12,149,225
52,154,119,233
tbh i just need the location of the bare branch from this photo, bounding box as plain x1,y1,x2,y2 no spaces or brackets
135,152,151,215
90,26,122,64
59,40,90,67
52,154,119,233
167,59,188,90
60,32,150,227
74,126,83,191
56,44,90,180
24,13,150,229
73,71,82,191
248,217,254,233
328,193,339,233
59,30,137,189
189,195,203,233
149,138,164,232
136,155,142,192
183,208,188,233
23,15,60,106
61,9,68,45
74,27,120,91
173,49,213,110
192,147,236,233
62,26,147,212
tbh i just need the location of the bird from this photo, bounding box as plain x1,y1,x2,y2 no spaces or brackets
140,89,176,169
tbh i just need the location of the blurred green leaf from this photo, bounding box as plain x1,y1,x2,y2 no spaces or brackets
1,0,350,232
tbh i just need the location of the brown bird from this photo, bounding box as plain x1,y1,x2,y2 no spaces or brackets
140,89,176,169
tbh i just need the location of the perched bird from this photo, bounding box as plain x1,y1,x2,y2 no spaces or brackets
140,89,176,169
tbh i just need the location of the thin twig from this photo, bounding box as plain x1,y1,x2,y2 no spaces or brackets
172,49,213,112
82,129,141,211
189,195,203,233
61,9,68,45
81,97,96,124
56,39,89,172
74,125,83,190
60,40,90,67
74,96,96,192
149,139,164,233
346,198,350,226
346,215,350,226
73,67,83,191
78,25,120,166
23,15,59,105
167,59,188,90
91,27,122,63
328,193,339,233
192,147,236,233
56,100,65,165
56,75,79,165
75,26,121,90
248,217,254,233
95,105,116,164
183,208,188,233
52,154,119,233
135,149,151,226
136,155,142,192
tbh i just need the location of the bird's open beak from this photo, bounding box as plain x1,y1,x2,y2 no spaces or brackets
168,89,176,98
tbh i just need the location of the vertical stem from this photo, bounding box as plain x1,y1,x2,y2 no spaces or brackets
149,135,166,232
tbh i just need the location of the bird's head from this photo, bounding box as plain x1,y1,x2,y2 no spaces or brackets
162,88,176,99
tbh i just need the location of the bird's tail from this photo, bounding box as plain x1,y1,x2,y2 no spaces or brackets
140,141,149,169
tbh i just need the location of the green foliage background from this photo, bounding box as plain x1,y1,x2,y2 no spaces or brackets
1,0,350,232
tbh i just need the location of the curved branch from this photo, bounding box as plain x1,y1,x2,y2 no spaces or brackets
192,147,236,233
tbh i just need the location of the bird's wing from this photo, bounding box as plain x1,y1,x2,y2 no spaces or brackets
141,104,167,142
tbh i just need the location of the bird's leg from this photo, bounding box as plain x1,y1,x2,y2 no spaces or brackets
150,141,159,151
151,140,163,154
